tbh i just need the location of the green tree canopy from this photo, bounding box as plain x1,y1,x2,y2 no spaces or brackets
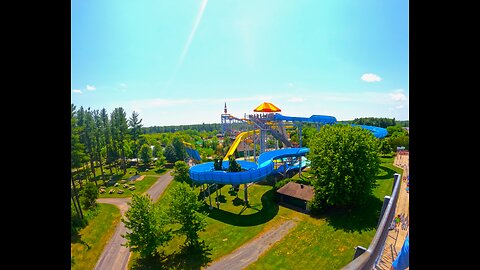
227,155,242,172
122,194,172,258
166,182,207,248
164,144,177,163
172,137,187,162
79,181,99,210
307,124,380,212
213,156,223,171
173,161,191,184
140,143,153,165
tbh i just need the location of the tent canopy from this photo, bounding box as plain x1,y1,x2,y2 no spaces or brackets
253,102,281,112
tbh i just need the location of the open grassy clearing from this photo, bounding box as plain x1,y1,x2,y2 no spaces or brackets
71,203,121,270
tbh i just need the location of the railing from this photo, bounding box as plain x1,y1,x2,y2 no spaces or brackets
341,173,402,270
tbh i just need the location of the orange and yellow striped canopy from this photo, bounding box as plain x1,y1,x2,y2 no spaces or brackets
253,102,281,112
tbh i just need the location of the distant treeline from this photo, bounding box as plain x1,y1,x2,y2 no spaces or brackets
339,117,408,128
142,117,408,134
142,123,222,134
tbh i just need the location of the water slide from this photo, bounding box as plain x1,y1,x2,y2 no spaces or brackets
273,113,337,125
223,130,257,160
274,157,310,175
183,141,201,161
273,113,387,139
189,148,309,185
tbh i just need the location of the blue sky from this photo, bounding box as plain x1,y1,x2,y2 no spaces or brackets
71,0,408,127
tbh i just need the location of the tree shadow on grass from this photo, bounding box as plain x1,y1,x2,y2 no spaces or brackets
199,189,279,227
217,195,227,203
71,226,91,250
319,194,384,233
154,167,167,174
131,241,212,270
376,165,399,181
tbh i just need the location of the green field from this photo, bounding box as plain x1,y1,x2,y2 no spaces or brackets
127,155,404,269
246,155,403,270
71,203,122,270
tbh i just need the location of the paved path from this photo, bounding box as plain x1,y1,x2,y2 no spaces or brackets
93,170,174,270
375,153,409,270
205,220,297,270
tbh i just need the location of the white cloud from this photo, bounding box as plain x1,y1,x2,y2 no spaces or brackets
119,83,127,88
390,89,407,101
361,73,382,82
72,89,82,94
288,97,304,103
288,83,295,88
86,85,96,91
395,104,404,109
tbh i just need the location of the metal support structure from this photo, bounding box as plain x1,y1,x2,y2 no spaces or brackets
208,184,213,209
298,156,302,177
215,183,220,209
298,124,303,147
253,129,257,163
243,183,248,204
260,129,266,154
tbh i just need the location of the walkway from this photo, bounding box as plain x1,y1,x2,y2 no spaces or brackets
93,170,174,270
204,220,297,270
375,153,409,270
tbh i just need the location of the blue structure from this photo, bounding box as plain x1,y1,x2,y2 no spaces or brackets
190,102,390,205
189,148,309,185
185,147,201,162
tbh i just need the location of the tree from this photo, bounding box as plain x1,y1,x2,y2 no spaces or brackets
167,182,207,248
172,137,187,161
111,107,129,174
213,156,223,171
152,140,162,158
386,125,408,137
378,139,393,155
84,108,99,185
387,135,409,151
122,194,172,258
100,108,114,175
139,143,153,165
129,111,144,166
79,181,99,210
164,144,177,163
93,109,106,181
307,124,380,212
227,155,242,172
71,104,87,219
173,161,191,184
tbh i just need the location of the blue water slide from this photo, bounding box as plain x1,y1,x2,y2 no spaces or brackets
189,148,310,185
352,124,388,139
186,147,202,161
273,113,337,124
273,113,387,138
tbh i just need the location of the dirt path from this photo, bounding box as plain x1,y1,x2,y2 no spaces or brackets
93,170,174,270
204,220,297,270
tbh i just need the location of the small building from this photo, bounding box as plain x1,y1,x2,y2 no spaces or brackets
276,182,314,212
236,141,254,157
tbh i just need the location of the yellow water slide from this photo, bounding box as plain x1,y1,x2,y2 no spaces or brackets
223,130,258,160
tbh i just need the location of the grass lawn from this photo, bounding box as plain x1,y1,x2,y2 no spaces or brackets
71,203,121,270
74,165,169,197
128,155,404,269
245,155,404,270
98,175,162,198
